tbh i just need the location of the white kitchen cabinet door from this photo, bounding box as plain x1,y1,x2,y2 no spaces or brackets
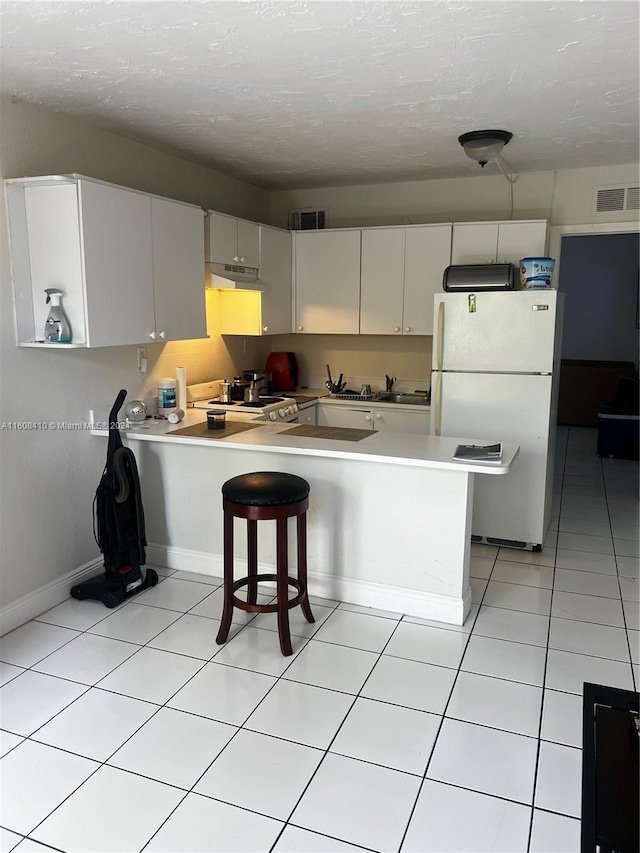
496,221,548,265
206,212,260,268
295,230,361,334
299,405,317,425
403,224,452,335
151,198,207,343
237,219,260,268
259,225,292,335
206,211,238,265
451,223,499,264
316,404,374,429
371,408,430,434
79,179,155,347
360,228,405,334
317,403,428,433
451,221,548,267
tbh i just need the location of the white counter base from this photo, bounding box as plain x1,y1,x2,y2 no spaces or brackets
93,414,517,626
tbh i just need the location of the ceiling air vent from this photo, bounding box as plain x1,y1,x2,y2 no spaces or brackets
290,209,327,230
593,184,640,214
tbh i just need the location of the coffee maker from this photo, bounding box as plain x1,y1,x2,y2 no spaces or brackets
265,352,299,392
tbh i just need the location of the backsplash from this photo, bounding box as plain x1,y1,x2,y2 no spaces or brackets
263,333,433,392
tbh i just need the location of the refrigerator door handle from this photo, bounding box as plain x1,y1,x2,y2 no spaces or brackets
434,370,442,436
436,300,445,372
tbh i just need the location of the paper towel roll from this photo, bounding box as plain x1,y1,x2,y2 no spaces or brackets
176,367,187,412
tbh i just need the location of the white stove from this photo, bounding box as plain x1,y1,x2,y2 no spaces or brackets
186,381,299,422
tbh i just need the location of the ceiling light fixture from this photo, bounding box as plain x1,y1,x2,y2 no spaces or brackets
458,129,513,168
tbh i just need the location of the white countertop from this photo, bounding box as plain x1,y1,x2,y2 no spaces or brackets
92,409,517,475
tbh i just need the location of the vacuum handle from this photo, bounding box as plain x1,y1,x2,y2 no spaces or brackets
108,389,128,427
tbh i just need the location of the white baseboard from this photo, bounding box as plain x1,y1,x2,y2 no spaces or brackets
1,543,471,636
146,543,470,625
0,555,104,636
145,543,223,576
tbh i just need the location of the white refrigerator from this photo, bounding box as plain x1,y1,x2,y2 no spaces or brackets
431,290,564,549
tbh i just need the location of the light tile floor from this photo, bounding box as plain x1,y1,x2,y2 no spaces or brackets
0,426,638,852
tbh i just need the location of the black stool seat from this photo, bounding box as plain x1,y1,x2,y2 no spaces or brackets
216,471,314,656
222,472,310,506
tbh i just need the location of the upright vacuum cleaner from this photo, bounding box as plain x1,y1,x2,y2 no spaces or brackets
71,389,158,608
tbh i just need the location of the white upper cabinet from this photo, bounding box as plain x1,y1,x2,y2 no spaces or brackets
494,221,548,265
259,225,292,335
451,220,548,266
360,224,452,335
294,230,361,334
151,197,207,344
205,210,260,268
79,179,155,347
5,175,206,347
213,225,292,337
360,228,406,334
403,224,452,335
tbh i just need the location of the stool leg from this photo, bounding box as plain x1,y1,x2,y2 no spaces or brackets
298,511,315,624
247,519,258,605
216,508,234,645
276,516,293,656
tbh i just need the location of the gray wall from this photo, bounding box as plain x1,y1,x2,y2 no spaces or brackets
0,96,270,609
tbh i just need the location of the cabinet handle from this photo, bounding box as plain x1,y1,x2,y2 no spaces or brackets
364,415,372,422
149,331,157,341
487,257,495,263
159,330,166,340
404,326,412,333
239,257,245,264
297,325,303,332
393,325,400,333
375,413,382,420
262,326,268,333
233,256,239,263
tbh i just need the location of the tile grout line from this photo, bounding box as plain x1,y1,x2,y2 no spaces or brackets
396,544,501,853
525,421,569,852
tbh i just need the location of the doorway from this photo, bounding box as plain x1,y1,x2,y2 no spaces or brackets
550,225,639,426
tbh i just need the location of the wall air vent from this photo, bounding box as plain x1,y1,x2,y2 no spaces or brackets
593,184,640,215
290,209,327,230
627,186,640,210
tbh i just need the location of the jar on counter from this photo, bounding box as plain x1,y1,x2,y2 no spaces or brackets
157,378,177,416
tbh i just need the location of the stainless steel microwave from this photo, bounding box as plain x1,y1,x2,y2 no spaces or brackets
443,263,518,292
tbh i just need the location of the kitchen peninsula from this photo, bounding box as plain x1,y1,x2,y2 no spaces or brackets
93,412,518,626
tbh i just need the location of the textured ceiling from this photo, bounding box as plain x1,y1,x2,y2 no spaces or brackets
0,0,638,190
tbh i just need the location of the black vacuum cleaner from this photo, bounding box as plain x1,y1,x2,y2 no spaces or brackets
71,389,158,608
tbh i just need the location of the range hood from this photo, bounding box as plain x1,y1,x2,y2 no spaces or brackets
206,261,266,290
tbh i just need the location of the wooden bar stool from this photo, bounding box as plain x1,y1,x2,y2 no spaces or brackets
215,471,315,656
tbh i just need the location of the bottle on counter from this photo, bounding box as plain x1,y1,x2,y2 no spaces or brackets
157,378,177,416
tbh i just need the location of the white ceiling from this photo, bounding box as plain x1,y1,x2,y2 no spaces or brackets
1,1,638,190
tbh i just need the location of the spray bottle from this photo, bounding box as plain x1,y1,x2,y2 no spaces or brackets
44,289,72,343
